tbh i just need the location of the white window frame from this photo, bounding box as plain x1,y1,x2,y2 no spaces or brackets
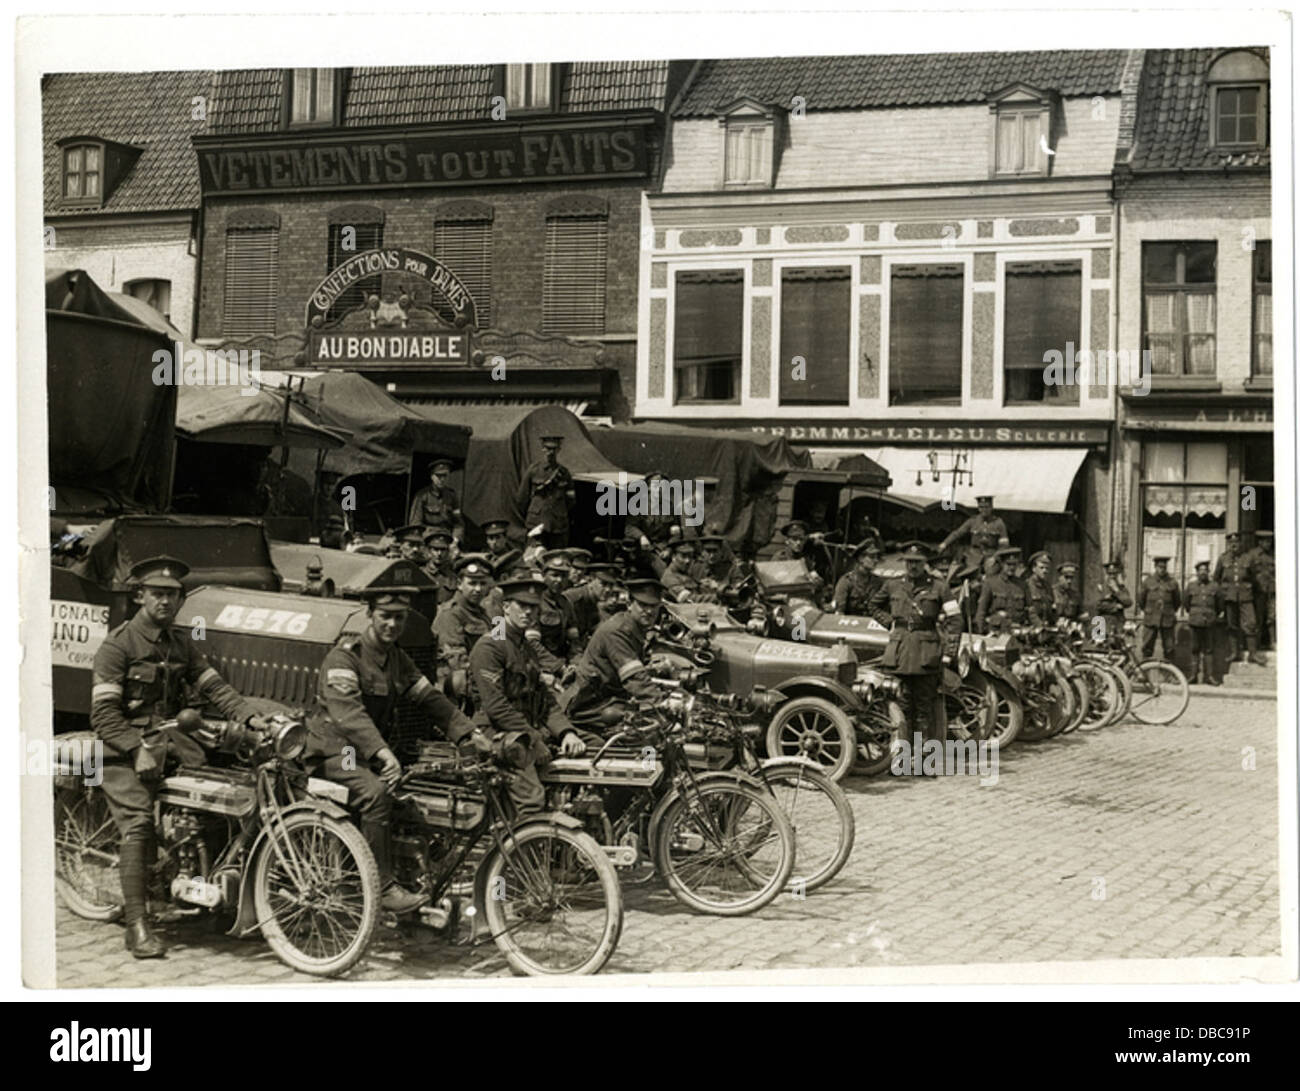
505,63,554,112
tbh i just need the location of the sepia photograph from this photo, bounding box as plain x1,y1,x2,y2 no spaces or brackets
13,6,1295,1008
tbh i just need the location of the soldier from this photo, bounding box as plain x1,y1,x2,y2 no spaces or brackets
563,548,594,588
692,534,737,592
1053,562,1083,622
481,519,516,566
660,538,702,602
775,519,831,583
565,578,665,727
626,469,681,554
408,459,463,542
421,527,458,606
432,553,497,688
1251,532,1276,652
1138,556,1181,661
1025,551,1057,626
1092,558,1133,642
832,539,884,616
566,561,619,642
306,586,474,913
516,435,574,549
467,578,591,813
90,556,273,958
975,547,1029,634
1184,559,1224,685
383,524,427,563
937,494,1010,569
867,545,960,766
1214,532,1265,665
537,552,582,665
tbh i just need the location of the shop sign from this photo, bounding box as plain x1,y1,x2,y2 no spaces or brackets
740,422,1110,446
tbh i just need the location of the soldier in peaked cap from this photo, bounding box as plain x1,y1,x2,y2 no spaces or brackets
1025,550,1057,626
480,519,516,565
867,545,960,763
91,556,272,958
307,584,474,914
433,553,497,683
833,538,884,617
1139,556,1181,661
975,547,1029,634
1092,557,1133,638
421,526,457,606
1215,532,1265,665
566,561,623,642
1185,559,1224,685
408,458,463,541
517,435,574,549
938,494,1010,569
660,537,707,603
536,551,582,667
1053,561,1083,622
564,579,665,730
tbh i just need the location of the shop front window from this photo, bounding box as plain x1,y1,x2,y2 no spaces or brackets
1140,441,1227,585
1240,436,1274,539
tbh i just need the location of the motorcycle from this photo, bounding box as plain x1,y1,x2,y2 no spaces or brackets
53,709,382,977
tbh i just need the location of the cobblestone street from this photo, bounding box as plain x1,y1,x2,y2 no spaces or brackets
52,696,1281,987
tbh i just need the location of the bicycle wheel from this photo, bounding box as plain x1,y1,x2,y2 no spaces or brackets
760,762,855,894
1073,661,1120,731
481,824,623,976
654,781,795,916
1129,660,1190,725
54,785,123,921
253,809,381,978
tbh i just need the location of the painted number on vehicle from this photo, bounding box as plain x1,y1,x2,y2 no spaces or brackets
214,604,311,635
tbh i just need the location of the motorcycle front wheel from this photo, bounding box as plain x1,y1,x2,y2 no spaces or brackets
654,781,795,916
481,824,623,976
987,678,1025,748
1129,660,1190,724
54,785,123,922
760,762,855,893
852,698,907,777
252,810,381,978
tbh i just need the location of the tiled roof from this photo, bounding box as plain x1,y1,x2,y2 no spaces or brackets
208,62,669,133
673,51,1129,115
1127,48,1270,171
43,70,214,216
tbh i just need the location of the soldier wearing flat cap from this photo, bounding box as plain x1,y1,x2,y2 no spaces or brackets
408,458,463,542
432,554,497,687
1092,558,1133,638
1025,550,1057,626
1053,562,1083,622
938,495,1010,569
307,585,474,914
1139,556,1181,661
91,556,272,957
1215,532,1266,665
1185,559,1224,685
833,538,884,617
537,551,582,667
867,545,960,761
975,547,1029,634
467,578,593,813
516,435,574,549
565,579,665,729
421,526,458,606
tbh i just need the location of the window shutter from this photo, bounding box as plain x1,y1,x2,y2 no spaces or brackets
223,228,279,337
542,215,606,335
434,219,492,327
779,267,851,405
889,264,964,404
1004,261,1081,403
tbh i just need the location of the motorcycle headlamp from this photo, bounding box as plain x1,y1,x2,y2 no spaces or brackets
957,643,972,678
973,637,990,672
770,603,788,629
271,718,307,761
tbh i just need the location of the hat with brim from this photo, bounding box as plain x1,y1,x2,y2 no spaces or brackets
540,435,564,446
780,520,808,537
359,585,420,608
668,539,697,556
564,548,593,565
975,495,994,503
130,555,189,589
1195,560,1211,570
423,527,452,546
498,578,545,605
455,553,494,578
900,545,929,563
1058,563,1078,575
585,563,620,577
482,519,510,536
997,547,1022,560
1152,556,1170,564
1029,551,1052,567
624,579,664,605
491,548,523,578
851,539,883,560
394,524,426,544
429,459,453,474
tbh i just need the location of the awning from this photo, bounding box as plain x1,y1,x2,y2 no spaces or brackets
859,446,1089,513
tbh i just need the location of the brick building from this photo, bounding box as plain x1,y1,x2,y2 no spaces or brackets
192,63,691,414
42,70,211,337
635,52,1141,579
1111,47,1273,588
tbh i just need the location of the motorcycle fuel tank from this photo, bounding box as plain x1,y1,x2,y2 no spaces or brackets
157,769,257,819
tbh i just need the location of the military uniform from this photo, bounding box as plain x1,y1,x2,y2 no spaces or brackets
537,586,581,664
1214,547,1260,661
516,460,574,549
1138,570,1181,660
661,563,703,602
1184,572,1223,684
307,624,472,887
1252,544,1276,650
868,570,960,747
1092,573,1133,637
939,511,1009,566
1023,574,1056,626
432,590,494,672
1053,578,1082,622
564,610,659,724
422,559,458,606
408,483,459,532
833,568,880,617
975,572,1028,634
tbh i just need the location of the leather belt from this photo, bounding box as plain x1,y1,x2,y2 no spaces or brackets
898,621,937,632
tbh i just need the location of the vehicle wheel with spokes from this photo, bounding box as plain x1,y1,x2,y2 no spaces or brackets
987,678,1024,748
654,781,795,916
253,809,381,978
852,698,907,776
1060,671,1092,734
481,823,623,976
1073,662,1121,731
54,785,123,921
946,676,996,742
1129,660,1190,724
765,697,856,782
760,761,855,894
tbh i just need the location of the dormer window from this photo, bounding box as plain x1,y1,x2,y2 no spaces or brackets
504,64,554,112
288,68,337,127
718,98,781,188
988,83,1057,178
1208,50,1268,148
62,143,101,201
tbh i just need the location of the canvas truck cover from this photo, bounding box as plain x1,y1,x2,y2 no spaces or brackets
408,403,632,529
46,268,176,513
